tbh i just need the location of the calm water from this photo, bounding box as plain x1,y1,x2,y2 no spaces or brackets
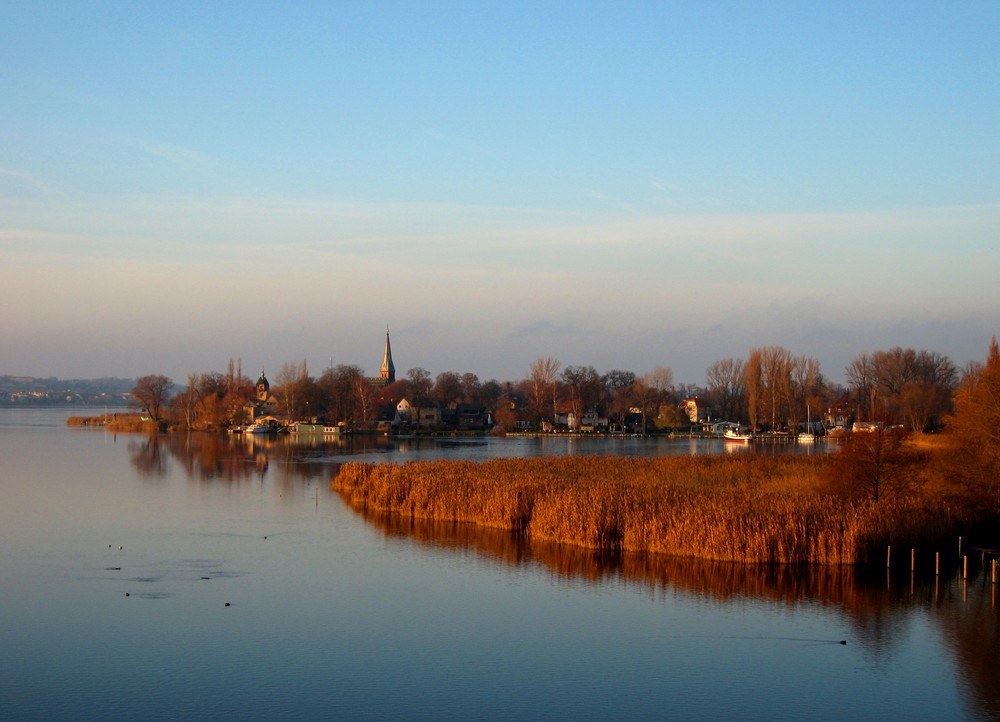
1,408,997,721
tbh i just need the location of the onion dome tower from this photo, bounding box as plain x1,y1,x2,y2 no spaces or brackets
255,369,270,402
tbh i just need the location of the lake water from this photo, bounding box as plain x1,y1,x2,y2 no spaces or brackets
1,408,997,720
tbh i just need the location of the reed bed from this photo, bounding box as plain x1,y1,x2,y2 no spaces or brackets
333,455,962,565
67,413,154,432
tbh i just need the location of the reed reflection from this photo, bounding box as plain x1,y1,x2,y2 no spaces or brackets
936,573,1000,720
345,501,999,717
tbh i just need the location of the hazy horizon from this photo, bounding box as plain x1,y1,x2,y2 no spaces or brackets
3,3,997,386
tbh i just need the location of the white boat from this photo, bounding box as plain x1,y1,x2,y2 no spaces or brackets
798,407,816,442
245,418,280,434
723,427,753,443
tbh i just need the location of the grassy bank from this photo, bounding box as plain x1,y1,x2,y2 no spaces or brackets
332,455,968,565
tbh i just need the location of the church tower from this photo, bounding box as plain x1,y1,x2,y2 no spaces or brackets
255,368,270,402
380,328,396,384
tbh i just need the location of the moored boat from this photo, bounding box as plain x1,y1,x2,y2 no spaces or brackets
723,427,753,443
245,417,282,434
798,406,816,442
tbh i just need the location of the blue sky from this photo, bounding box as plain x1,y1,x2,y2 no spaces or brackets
2,1,997,386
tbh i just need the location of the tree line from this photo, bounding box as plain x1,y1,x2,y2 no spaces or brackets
130,343,965,434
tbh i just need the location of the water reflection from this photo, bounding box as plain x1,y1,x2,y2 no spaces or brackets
127,431,828,482
346,504,1000,720
120,430,996,718
940,575,1000,720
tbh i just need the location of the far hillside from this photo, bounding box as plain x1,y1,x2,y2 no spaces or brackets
0,375,134,406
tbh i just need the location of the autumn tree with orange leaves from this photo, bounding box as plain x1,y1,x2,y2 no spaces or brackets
944,337,1000,513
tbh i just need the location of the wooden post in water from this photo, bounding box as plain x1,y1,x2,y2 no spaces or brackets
887,545,891,569
958,536,962,559
993,558,997,585
911,549,915,573
935,551,940,576
963,555,968,580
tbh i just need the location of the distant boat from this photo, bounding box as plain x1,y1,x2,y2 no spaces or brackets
798,407,816,443
724,427,753,443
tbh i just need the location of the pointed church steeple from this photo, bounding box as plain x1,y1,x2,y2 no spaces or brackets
380,327,395,383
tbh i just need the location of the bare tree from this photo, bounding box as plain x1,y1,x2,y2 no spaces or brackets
790,356,823,432
175,374,199,429
353,374,376,425
432,371,463,407
460,373,482,404
560,366,603,427
319,364,364,422
744,349,764,429
602,369,636,392
478,379,502,410
829,426,920,501
627,378,658,435
644,366,674,397
130,374,173,423
761,346,794,431
275,361,311,420
706,358,745,422
850,347,957,428
407,367,433,404
528,357,561,424
603,370,637,429
846,352,875,421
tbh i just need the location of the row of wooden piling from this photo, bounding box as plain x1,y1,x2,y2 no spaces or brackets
886,538,999,583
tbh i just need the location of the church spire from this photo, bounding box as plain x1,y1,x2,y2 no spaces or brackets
380,327,395,383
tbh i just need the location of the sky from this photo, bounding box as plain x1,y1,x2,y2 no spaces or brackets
2,1,998,387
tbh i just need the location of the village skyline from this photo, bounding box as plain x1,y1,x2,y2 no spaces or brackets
0,329,990,396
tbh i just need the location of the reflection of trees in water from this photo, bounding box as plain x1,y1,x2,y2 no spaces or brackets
127,434,167,477
344,500,1000,714
126,432,364,485
935,574,1000,721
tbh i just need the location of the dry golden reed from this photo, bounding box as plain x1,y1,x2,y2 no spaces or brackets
67,413,155,433
332,455,960,565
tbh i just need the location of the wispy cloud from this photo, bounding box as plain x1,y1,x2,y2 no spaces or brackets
649,177,681,195
0,167,51,197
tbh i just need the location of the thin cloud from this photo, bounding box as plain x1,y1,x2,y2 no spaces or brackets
649,178,681,195
0,167,51,196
